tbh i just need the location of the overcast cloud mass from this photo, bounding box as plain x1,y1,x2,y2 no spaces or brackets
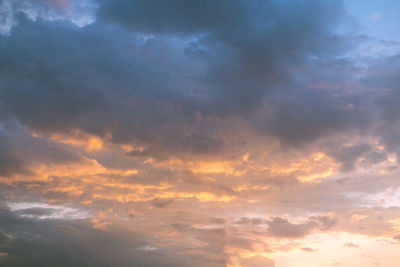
1,0,400,266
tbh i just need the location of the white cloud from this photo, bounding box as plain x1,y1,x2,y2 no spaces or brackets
6,202,90,220
370,12,382,21
0,0,97,35
137,245,159,252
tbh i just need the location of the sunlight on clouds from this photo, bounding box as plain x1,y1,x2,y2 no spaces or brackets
389,218,400,232
189,161,245,176
271,232,400,267
91,191,234,203
91,218,112,230
154,192,235,203
49,130,104,151
233,185,270,192
262,152,337,183
298,169,335,183
30,159,138,181
2,0,400,266
156,158,246,176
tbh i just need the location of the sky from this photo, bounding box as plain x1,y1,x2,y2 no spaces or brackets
1,0,400,266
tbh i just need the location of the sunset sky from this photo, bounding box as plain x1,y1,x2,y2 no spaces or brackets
1,0,400,266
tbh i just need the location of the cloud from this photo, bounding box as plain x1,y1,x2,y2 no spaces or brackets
152,198,174,208
0,137,27,177
7,202,89,220
2,0,400,266
266,216,337,238
344,242,360,248
370,13,382,21
0,0,97,35
300,247,318,252
329,143,373,171
0,206,217,267
0,0,355,154
240,255,275,267
267,217,319,238
393,234,400,242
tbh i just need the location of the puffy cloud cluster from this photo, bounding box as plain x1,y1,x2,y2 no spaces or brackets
1,0,400,266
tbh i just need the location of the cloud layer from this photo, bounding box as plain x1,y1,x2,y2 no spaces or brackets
1,0,400,266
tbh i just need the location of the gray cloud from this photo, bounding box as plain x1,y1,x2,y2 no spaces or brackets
1,1,400,265
344,242,360,248
0,136,27,177
267,217,318,238
0,206,216,267
266,216,337,238
0,0,358,155
152,198,173,208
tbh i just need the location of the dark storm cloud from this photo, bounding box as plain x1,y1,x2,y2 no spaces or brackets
330,143,373,171
97,0,347,114
0,15,229,158
127,133,224,161
325,142,387,172
0,19,182,151
0,135,27,177
256,87,371,145
1,1,400,265
0,206,214,267
360,54,400,160
0,0,360,156
0,122,84,179
97,0,345,66
170,223,227,259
